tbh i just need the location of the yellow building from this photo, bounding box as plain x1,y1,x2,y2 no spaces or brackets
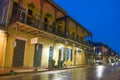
0,0,9,68
0,27,7,68
1,0,92,68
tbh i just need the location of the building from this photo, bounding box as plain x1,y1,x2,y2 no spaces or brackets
108,50,119,63
0,0,9,68
91,42,119,64
0,0,92,69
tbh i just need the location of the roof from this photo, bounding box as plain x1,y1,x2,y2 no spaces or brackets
68,16,92,36
57,15,92,36
48,0,92,36
48,0,67,15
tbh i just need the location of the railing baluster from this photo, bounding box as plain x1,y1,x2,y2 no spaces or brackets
9,11,91,47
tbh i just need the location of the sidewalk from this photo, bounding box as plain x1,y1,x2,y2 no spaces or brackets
0,65,87,76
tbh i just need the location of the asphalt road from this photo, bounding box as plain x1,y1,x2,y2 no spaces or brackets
1,63,120,80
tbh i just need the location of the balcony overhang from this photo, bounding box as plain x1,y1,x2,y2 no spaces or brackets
10,22,66,43
66,38,92,49
10,22,92,49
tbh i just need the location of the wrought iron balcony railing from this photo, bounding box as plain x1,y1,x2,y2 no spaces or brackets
9,11,91,47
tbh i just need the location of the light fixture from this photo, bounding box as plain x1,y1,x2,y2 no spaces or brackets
58,45,62,49
0,30,5,33
65,41,68,45
73,44,75,47
99,52,101,55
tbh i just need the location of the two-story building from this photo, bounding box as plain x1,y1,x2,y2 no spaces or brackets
1,0,92,69
0,0,9,68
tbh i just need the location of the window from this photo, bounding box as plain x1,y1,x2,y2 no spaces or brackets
72,32,75,37
28,9,32,15
44,17,48,23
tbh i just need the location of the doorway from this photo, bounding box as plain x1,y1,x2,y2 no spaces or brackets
49,46,53,60
33,44,43,67
12,39,26,67
74,50,77,65
58,48,63,61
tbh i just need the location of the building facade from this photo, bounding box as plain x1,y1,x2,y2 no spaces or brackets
0,0,9,68
91,42,119,64
0,0,92,68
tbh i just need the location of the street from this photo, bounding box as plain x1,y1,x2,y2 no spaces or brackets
1,63,120,80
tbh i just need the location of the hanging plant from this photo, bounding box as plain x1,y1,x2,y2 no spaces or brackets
28,2,35,9
45,13,52,18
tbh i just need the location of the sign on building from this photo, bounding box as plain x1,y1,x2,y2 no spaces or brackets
30,38,38,44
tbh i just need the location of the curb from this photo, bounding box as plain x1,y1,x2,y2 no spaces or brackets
0,65,88,76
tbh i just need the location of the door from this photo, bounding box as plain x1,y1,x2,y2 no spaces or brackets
63,48,67,61
33,44,42,67
49,46,53,60
67,48,71,61
74,50,77,65
58,48,63,60
12,39,26,67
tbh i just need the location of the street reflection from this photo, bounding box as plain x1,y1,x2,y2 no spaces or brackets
1,63,120,80
111,63,115,66
48,74,54,80
96,65,105,78
33,75,41,80
47,71,71,80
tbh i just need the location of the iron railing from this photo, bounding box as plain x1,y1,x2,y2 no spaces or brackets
9,11,92,47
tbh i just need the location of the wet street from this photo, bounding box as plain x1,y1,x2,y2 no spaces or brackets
1,63,120,80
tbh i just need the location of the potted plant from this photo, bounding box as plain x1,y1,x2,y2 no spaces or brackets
45,12,52,18
28,2,35,9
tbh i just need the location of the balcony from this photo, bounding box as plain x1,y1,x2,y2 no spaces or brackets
9,11,91,48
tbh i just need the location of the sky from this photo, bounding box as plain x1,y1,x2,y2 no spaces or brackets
53,0,120,54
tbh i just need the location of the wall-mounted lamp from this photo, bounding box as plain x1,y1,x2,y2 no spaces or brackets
58,45,62,49
65,41,68,45
73,44,75,47
99,52,102,55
